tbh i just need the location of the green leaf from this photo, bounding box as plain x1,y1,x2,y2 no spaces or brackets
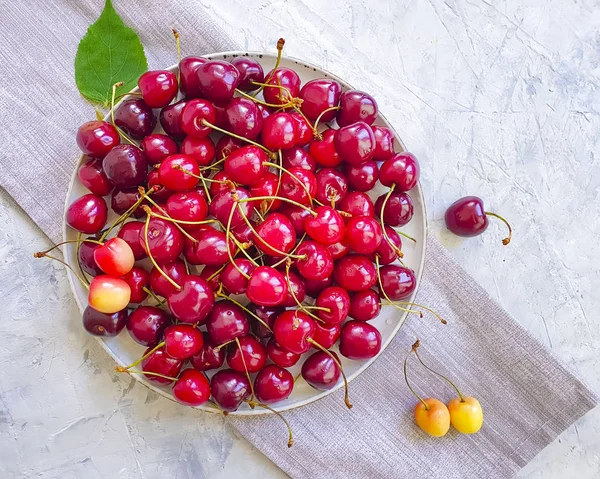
75,0,148,107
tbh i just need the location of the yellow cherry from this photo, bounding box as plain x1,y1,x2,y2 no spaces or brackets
414,398,450,437
88,275,131,313
448,396,483,434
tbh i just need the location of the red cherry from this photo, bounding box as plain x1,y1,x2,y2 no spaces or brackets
231,221,255,244
334,121,376,165
254,213,297,256
167,274,215,323
206,301,250,345
226,97,263,140
374,191,414,226
344,216,383,254
278,267,306,307
78,158,113,196
181,99,216,138
338,191,375,219
299,79,341,122
327,240,350,261
196,60,240,103
147,170,173,203
78,239,103,276
102,144,147,188
378,264,417,301
304,206,345,246
160,99,187,140
141,133,179,165
295,241,334,280
302,351,341,390
114,98,155,138
368,226,402,265
224,145,268,185
173,369,211,406
199,265,222,291
280,167,316,205
289,111,313,146
76,121,119,158
66,194,107,234
379,152,420,191
209,187,255,228
93,237,135,276
312,322,341,350
210,369,251,411
179,56,207,97
314,167,348,205
226,336,267,373
333,254,377,292
249,172,282,211
315,286,350,324
281,146,316,172
82,305,128,337
344,160,379,191
127,306,171,346
141,346,183,385
181,136,215,167
273,310,315,354
372,125,395,161
231,57,265,91
110,187,144,218
348,290,381,321
254,365,294,404
278,203,312,235
164,324,204,359
261,112,297,150
246,266,288,306
445,196,512,242
165,191,208,231
138,217,184,263
250,304,282,339
215,136,243,161
309,129,340,167
304,274,333,298
190,332,226,371
336,90,378,127
263,67,301,106
138,70,178,108
149,259,186,297
267,338,301,367
183,228,234,266
339,321,381,359
120,266,149,303
221,259,256,294
88,275,131,314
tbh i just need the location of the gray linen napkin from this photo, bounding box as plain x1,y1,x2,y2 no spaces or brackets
0,2,596,478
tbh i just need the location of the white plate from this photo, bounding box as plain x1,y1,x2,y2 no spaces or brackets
63,51,427,415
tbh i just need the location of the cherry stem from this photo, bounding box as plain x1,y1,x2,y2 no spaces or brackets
411,340,464,401
34,252,89,290
307,338,352,409
116,341,165,372
484,211,512,245
229,233,259,267
302,305,331,312
35,238,103,257
291,106,315,136
213,338,235,351
379,184,405,258
245,400,294,447
201,119,276,159
110,82,137,146
250,81,300,109
262,150,284,216
207,263,227,282
99,188,150,242
270,233,306,268
224,202,253,278
95,108,105,121
202,157,225,170
141,205,199,244
403,352,429,410
375,255,421,318
142,208,216,227
263,161,315,207
142,286,166,305
172,28,181,84
238,195,317,217
143,215,181,290
397,230,417,243
126,369,179,382
236,337,256,401
235,88,296,109
172,165,228,185
75,232,91,285
284,261,325,323
218,294,272,332
312,106,341,134
252,38,285,98
392,302,446,325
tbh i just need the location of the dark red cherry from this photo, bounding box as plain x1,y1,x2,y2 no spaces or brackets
368,226,402,265
199,265,222,291
304,206,345,245
226,336,267,373
141,346,183,385
379,152,420,191
138,70,178,108
114,98,155,138
302,351,341,390
289,111,313,146
158,154,200,191
82,305,128,336
221,259,256,294
231,57,265,91
349,290,381,321
304,274,333,298
190,332,226,371
254,213,296,256
121,266,149,303
278,203,311,235
336,90,378,127
314,167,348,205
179,56,207,97
263,67,301,106
327,240,350,260
111,187,144,217
281,147,316,172
254,365,294,404
344,216,383,254
374,191,414,226
250,304,282,339
277,267,306,307
147,170,173,203
444,196,489,237
273,310,315,354
138,217,184,263
78,158,112,196
226,97,263,140
167,274,215,324
280,167,316,205
164,324,204,359
213,101,230,129
378,265,416,300
183,228,234,266
210,369,251,411
344,160,379,191
261,112,297,150
210,187,255,228
149,259,187,297
312,322,341,350
127,306,171,346
299,79,342,122
66,194,107,234
339,321,381,360
338,191,375,219
267,338,301,367
102,144,147,188
141,133,179,165
224,145,268,185
372,125,395,161
181,136,215,166
333,255,377,292
316,286,350,324
295,241,334,280
196,60,240,103
215,136,243,161
334,121,375,165
208,171,232,196
181,99,216,138
76,121,119,158
160,99,187,140
309,129,340,167
249,172,282,211
246,266,288,306
173,369,211,406
166,191,208,231
78,239,103,276
206,301,250,345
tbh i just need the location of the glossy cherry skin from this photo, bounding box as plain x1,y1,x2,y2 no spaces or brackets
266,338,300,367
304,206,345,246
254,213,297,256
179,56,207,97
88,275,131,314
309,129,340,167
164,324,204,359
369,226,402,265
295,241,334,280
231,57,264,91
278,203,311,235
221,259,256,294
190,333,226,371
167,275,215,323
344,160,379,192
181,136,215,167
280,167,316,206
273,310,315,354
160,99,187,140
206,302,249,346
333,255,378,292
66,194,108,234
146,170,173,203
110,187,144,217
94,237,135,276
141,346,183,385
141,133,179,165
316,286,350,324
304,274,334,298
127,306,171,346
209,187,255,228
302,350,342,391
196,60,240,103
250,304,282,339
380,152,420,191
78,158,112,196
299,79,341,122
78,239,103,276
254,365,294,404
216,136,243,161
138,217,184,263
348,290,381,321
327,240,350,261
314,168,348,205
102,145,147,188
263,67,301,106
289,111,313,146
166,191,208,231
226,336,267,373
339,321,382,359
120,267,148,304
225,97,263,140
138,70,178,108
338,191,375,219
114,98,155,138
278,267,306,307
184,228,234,266
199,265,222,291
246,266,288,306
336,90,378,127
281,147,316,172
378,265,416,300
181,98,216,138
444,196,489,237
261,112,297,150
344,216,383,254
224,145,268,185
158,154,200,191
210,369,251,411
82,306,128,336
173,369,211,406
76,121,119,158
372,125,395,161
334,121,376,166
249,172,282,211
149,259,187,297
374,191,414,226
312,322,341,350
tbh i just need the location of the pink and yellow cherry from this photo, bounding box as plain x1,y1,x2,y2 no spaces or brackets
445,196,512,245
76,120,120,158
88,275,131,314
158,154,200,191
138,70,178,108
172,369,211,406
93,237,135,276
